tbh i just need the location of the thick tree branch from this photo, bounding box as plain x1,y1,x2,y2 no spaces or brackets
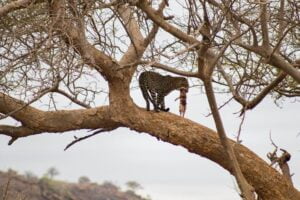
203,78,255,200
0,89,299,199
137,0,200,45
113,103,300,200
143,22,159,47
142,0,166,47
236,44,300,83
218,64,287,113
115,5,143,57
119,60,198,77
0,0,42,17
49,0,120,79
268,54,300,83
260,0,270,47
0,125,39,144
146,61,198,77
276,0,287,52
0,78,60,120
116,4,144,44
0,93,120,134
116,1,166,72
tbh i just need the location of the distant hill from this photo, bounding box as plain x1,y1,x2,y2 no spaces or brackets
0,170,150,200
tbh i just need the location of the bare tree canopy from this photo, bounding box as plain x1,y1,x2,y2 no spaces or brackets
0,0,299,199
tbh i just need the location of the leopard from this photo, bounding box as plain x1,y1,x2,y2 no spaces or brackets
139,71,189,112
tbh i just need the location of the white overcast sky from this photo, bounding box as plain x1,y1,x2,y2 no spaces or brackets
1,86,299,200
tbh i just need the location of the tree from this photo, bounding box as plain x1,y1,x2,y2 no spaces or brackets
44,167,59,179
25,170,38,180
0,0,299,199
78,176,91,184
126,181,143,192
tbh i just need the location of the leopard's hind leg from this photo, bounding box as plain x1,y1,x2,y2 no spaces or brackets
149,89,160,112
157,94,169,112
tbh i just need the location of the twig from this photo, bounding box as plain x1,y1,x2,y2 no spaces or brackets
205,97,234,117
0,81,59,120
236,112,246,144
267,134,293,184
168,42,200,60
267,132,279,167
8,137,18,145
269,131,278,149
64,128,115,151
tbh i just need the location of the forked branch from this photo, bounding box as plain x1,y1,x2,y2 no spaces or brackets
267,134,293,185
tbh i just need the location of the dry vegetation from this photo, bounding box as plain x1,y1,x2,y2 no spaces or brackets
0,170,149,200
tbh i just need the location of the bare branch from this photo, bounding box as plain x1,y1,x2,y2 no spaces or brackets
148,61,198,77
49,0,120,78
143,0,168,47
218,62,287,113
55,89,91,108
260,0,270,47
0,93,119,135
267,136,293,185
268,54,300,83
64,127,116,151
167,43,200,60
276,0,287,52
234,43,300,83
115,5,143,57
236,112,246,144
205,97,234,117
0,83,59,120
270,25,297,58
0,0,40,17
203,79,255,200
211,28,252,69
119,60,198,77
136,0,200,45
0,125,39,145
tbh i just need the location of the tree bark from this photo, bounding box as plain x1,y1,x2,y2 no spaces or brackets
1,83,300,200
115,100,300,200
203,79,255,200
